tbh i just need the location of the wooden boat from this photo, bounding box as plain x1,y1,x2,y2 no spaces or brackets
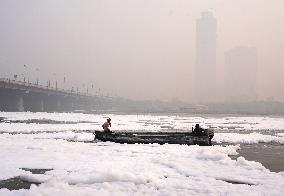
94,131,212,146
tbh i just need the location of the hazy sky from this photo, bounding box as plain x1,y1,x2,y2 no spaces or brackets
1,0,284,102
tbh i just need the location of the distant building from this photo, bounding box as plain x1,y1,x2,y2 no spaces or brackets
224,46,258,102
195,11,217,103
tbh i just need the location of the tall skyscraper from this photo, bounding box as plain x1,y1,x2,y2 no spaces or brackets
224,46,258,102
195,11,217,103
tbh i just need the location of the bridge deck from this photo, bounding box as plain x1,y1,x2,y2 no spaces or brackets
0,78,93,97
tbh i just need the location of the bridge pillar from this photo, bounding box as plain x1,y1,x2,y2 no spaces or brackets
1,93,25,112
0,91,8,111
57,99,61,111
23,93,45,112
39,99,44,112
61,97,75,112
15,95,25,112
44,95,62,112
33,99,44,112
66,101,74,112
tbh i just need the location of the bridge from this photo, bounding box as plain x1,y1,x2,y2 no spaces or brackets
0,78,110,112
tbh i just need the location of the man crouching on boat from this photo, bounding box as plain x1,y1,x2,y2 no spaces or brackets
192,124,214,145
102,118,111,132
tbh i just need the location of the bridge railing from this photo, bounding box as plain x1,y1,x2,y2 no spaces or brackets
0,78,96,98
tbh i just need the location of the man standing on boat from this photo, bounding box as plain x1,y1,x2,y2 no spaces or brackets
207,128,214,145
102,118,111,132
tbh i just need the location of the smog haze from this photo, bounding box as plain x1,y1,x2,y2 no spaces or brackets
1,0,284,103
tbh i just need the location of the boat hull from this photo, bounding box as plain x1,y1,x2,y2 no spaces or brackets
94,131,211,146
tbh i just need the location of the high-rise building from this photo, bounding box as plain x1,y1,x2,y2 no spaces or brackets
224,46,258,102
195,11,217,103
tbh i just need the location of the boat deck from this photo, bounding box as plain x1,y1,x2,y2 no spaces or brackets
94,131,211,146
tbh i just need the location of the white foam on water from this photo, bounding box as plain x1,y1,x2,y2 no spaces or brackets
0,133,283,195
1,112,284,134
0,112,284,195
